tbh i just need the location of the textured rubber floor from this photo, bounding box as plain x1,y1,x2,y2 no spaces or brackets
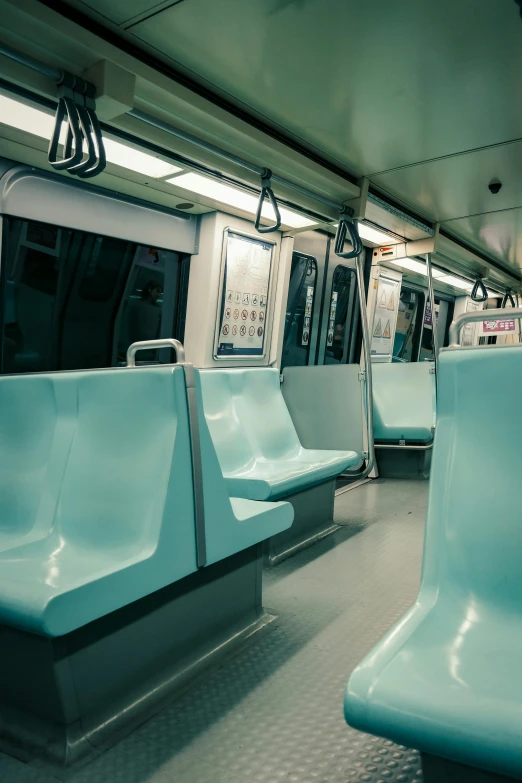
1,478,428,783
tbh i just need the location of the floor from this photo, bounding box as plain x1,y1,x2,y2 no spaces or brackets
1,479,428,783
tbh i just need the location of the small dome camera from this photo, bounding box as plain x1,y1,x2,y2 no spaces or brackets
488,180,502,195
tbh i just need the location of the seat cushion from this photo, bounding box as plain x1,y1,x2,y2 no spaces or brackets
224,449,360,500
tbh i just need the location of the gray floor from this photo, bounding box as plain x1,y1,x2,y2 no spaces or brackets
1,479,428,783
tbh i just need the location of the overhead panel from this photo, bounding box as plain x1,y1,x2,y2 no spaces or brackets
371,140,522,224
82,0,522,174
443,209,522,276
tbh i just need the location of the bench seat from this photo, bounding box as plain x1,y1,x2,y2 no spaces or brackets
200,367,359,501
0,366,292,637
345,346,522,780
372,361,436,442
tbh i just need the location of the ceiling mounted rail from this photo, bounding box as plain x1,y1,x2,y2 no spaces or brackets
0,41,106,178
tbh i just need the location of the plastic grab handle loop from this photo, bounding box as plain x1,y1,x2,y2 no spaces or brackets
126,339,185,367
254,168,282,234
48,71,106,179
471,277,488,303
334,216,363,259
502,291,516,308
48,73,84,171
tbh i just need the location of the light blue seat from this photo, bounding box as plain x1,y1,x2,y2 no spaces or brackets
0,365,292,637
0,374,76,552
199,368,359,501
345,345,522,780
0,366,199,637
372,361,436,442
194,368,294,564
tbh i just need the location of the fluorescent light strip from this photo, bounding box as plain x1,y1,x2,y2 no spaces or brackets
358,222,398,245
166,171,315,229
0,93,182,178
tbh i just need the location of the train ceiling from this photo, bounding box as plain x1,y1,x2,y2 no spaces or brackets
2,0,522,282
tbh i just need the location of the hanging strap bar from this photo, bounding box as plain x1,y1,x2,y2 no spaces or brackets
254,168,281,234
127,108,345,214
48,73,84,171
0,41,63,82
471,277,489,303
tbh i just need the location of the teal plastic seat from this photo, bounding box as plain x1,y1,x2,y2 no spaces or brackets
194,368,294,564
0,374,76,552
0,366,199,637
345,345,522,780
0,365,292,637
199,368,359,501
372,361,436,442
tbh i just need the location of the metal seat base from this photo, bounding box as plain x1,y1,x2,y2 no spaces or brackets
266,480,338,566
0,544,271,773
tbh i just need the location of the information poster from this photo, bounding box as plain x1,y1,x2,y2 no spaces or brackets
461,300,481,347
215,232,274,358
370,276,400,357
301,285,314,346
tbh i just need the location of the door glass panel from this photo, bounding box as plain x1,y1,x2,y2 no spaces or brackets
419,296,454,360
393,287,424,362
2,217,185,373
324,265,355,364
281,253,317,370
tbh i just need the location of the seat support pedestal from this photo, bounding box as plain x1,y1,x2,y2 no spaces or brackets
266,480,337,565
422,753,520,782
0,544,271,772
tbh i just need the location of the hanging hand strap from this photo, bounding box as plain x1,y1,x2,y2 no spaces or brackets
48,73,84,171
471,277,488,303
254,168,281,234
502,290,516,308
334,214,363,259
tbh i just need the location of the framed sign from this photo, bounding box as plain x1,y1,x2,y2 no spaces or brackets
214,230,275,359
370,275,400,359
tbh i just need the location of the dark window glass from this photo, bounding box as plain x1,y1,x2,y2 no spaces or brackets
2,217,185,374
324,265,355,364
393,287,424,362
281,253,317,370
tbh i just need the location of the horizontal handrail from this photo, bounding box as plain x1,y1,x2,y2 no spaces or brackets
449,308,522,347
126,339,186,366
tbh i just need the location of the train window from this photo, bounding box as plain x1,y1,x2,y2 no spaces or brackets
393,287,424,362
1,217,186,374
281,253,317,370
324,265,356,364
419,296,455,360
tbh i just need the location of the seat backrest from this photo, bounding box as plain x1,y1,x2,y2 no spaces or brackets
55,366,197,574
372,361,436,441
200,368,301,463
423,346,522,609
0,373,75,538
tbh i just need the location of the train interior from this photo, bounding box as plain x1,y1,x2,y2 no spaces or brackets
0,1,521,781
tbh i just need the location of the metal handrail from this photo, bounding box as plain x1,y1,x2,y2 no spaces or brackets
334,220,375,479
126,339,186,366
449,307,522,347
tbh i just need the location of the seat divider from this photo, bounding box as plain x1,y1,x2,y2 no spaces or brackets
182,362,207,568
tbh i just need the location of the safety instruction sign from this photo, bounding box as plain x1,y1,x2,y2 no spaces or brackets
370,276,400,358
215,231,274,358
481,319,517,334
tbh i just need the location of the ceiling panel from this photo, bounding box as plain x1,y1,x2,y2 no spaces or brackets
443,208,522,274
73,0,176,26
122,0,522,175
371,140,522,222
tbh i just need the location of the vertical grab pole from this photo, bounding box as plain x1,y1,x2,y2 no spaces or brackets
354,233,375,478
425,252,439,387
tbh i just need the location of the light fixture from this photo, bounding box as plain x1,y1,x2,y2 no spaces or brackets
0,93,182,178
358,222,399,246
434,274,473,292
166,171,315,228
391,257,429,276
